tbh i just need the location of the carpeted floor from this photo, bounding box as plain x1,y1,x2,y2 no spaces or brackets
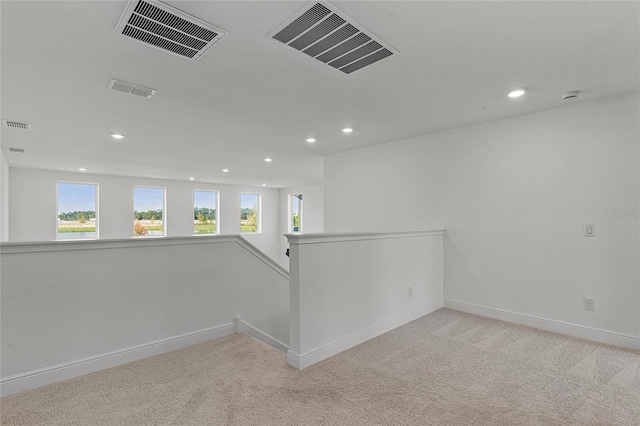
1,308,639,425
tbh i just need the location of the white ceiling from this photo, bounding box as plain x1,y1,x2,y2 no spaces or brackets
1,0,638,188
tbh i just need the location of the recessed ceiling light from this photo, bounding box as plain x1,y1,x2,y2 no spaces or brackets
508,88,527,98
342,127,353,133
189,177,195,181
264,157,273,162
306,138,316,143
78,167,87,172
222,168,229,173
111,133,125,139
262,183,267,187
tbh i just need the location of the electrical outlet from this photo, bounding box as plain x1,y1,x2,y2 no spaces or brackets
584,224,596,237
583,297,595,311
408,286,413,297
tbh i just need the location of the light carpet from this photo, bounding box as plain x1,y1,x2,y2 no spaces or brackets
1,309,639,425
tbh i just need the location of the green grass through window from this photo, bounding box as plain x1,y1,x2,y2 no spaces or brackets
58,227,96,233
194,224,216,233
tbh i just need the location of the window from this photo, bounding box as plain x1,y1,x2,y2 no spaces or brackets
289,193,303,233
133,186,165,237
57,182,98,240
193,190,218,234
240,193,260,233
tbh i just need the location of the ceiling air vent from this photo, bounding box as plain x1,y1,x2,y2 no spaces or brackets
269,1,397,74
108,79,157,99
115,0,226,61
2,120,32,130
6,147,26,154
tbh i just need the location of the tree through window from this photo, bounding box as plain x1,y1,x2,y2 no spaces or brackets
57,182,98,240
240,193,260,233
133,186,165,237
194,190,218,234
289,193,302,233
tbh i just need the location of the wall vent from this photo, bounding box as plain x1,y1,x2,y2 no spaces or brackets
2,120,32,130
269,1,397,74
108,79,157,99
6,147,26,154
115,0,226,61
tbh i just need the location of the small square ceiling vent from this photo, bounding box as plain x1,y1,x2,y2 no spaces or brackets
269,1,397,74
115,0,226,61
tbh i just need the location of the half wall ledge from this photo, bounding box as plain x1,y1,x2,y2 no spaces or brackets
286,230,445,370
285,230,445,245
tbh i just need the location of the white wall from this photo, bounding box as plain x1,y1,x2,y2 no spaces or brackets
1,236,289,395
8,169,281,261
0,151,9,242
278,184,324,269
287,231,443,369
325,92,640,338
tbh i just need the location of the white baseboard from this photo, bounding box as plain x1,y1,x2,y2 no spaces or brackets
444,299,640,350
0,322,236,397
237,317,289,353
287,300,444,370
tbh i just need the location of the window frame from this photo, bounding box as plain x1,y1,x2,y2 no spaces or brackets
56,181,99,240
240,192,261,234
133,185,166,238
193,189,219,235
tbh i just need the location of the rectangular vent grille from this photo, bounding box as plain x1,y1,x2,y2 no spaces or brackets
108,79,157,99
269,1,397,74
7,147,26,154
115,0,226,61
2,120,32,130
